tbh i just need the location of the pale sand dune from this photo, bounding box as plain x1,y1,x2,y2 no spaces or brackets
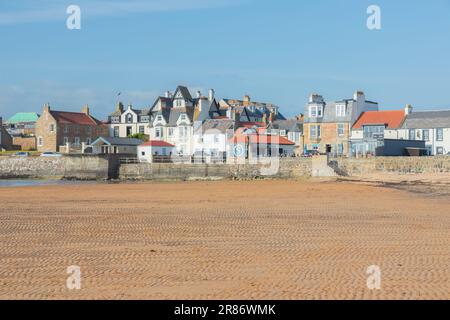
0,180,449,300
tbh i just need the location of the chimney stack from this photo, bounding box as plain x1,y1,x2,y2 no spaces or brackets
243,95,251,105
165,91,172,98
405,104,413,115
82,104,90,115
43,103,50,113
208,89,215,101
196,90,202,98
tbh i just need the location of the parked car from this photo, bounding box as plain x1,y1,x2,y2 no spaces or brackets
40,152,62,157
13,152,30,157
303,150,320,157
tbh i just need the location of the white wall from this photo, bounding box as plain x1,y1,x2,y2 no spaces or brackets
398,128,450,155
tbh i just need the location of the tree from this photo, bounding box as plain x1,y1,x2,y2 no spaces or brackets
128,133,149,141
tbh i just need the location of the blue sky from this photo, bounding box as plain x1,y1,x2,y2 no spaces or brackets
1,0,450,120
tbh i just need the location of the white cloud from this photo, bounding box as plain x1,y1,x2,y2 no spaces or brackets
0,0,244,25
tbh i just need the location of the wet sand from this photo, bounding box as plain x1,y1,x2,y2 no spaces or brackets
0,180,449,299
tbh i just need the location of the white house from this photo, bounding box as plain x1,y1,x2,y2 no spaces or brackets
148,86,221,155
398,109,450,155
88,137,143,155
109,102,152,138
193,119,236,158
138,140,176,163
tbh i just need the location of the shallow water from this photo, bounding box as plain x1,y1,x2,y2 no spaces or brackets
0,179,99,187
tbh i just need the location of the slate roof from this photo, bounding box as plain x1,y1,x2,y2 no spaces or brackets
269,119,303,132
93,137,144,146
401,110,450,129
195,119,235,134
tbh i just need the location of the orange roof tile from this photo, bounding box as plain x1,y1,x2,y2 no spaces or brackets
353,110,406,129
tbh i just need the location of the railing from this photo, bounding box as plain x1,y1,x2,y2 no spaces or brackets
119,158,139,164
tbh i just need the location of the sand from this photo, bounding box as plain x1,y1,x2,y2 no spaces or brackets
0,180,449,300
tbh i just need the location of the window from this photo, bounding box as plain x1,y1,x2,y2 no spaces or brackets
436,128,444,141
86,126,92,135
336,104,346,117
38,137,43,147
309,105,323,118
168,128,174,137
363,125,385,139
214,134,220,143
310,125,320,138
155,127,163,138
49,124,55,132
126,126,132,136
114,126,119,138
180,114,187,121
63,137,69,144
279,130,287,136
75,126,79,134
156,115,163,122
139,126,145,134
409,129,415,140
337,123,345,137
141,151,145,156
179,126,188,139
111,116,120,124
86,138,91,145
175,99,182,107
64,125,69,133
422,129,430,142
126,114,133,123
74,137,80,145
436,147,444,155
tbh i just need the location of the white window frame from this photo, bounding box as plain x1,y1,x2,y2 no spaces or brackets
38,136,44,147
74,137,80,145
336,104,346,117
337,123,345,137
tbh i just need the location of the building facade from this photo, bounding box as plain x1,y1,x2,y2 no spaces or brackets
303,91,379,155
398,109,450,155
35,104,108,152
0,117,14,150
109,102,152,138
148,86,221,155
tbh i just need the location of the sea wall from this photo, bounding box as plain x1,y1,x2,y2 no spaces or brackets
0,155,112,180
333,156,450,176
119,158,313,181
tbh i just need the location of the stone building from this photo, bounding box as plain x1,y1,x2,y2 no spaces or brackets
35,104,108,152
303,91,379,155
0,117,14,151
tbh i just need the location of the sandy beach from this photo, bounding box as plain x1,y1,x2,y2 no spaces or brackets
0,179,449,300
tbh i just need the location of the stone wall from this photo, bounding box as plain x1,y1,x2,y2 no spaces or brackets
12,136,36,151
119,158,313,181
333,156,450,176
0,155,111,180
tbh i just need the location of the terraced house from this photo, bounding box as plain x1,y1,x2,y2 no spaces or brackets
218,94,286,123
303,91,379,155
398,109,450,155
35,104,108,152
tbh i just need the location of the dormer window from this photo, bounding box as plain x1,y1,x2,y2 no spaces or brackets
156,115,163,122
309,104,323,118
126,114,133,123
180,114,187,121
175,99,183,107
336,104,346,117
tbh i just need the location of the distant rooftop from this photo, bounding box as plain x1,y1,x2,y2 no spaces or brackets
6,112,40,124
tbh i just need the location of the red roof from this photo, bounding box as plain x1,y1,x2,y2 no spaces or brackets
353,110,406,129
140,140,175,147
239,122,266,128
50,111,101,125
231,133,295,146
